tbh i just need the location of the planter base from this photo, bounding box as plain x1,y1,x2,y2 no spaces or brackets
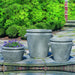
2,50,24,62
0,53,75,72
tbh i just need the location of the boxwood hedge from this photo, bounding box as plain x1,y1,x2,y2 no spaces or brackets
0,0,65,38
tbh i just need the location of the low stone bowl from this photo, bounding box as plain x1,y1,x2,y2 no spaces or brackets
2,46,25,62
48,37,74,62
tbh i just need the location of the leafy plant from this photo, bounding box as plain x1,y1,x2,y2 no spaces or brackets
34,22,47,29
3,40,24,47
6,26,18,38
18,26,27,39
0,0,66,38
68,2,75,20
0,28,5,37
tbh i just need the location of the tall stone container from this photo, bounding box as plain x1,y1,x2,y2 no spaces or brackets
48,37,73,62
25,29,53,58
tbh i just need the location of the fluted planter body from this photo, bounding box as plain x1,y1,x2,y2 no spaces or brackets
49,37,73,62
25,29,53,58
2,47,24,62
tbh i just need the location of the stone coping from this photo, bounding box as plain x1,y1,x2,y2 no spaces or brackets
0,53,75,67
46,71,75,74
2,71,75,75
3,71,45,75
3,71,45,73
3,59,45,66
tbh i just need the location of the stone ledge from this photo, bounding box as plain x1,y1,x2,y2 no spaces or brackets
64,23,75,27
3,59,45,66
4,71,45,75
0,53,75,66
3,71,75,75
67,20,75,23
0,53,75,72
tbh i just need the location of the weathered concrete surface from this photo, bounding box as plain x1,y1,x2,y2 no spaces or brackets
46,71,75,75
44,53,75,66
4,71,45,75
1,52,75,67
0,72,4,75
3,71,75,75
10,58,45,66
0,27,75,72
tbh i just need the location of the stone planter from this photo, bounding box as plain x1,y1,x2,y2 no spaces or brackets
25,29,53,58
48,37,73,62
2,47,25,62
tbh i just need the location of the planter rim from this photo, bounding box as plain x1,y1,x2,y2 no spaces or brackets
50,37,73,42
26,29,52,33
2,46,25,50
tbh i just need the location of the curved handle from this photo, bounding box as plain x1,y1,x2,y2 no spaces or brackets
72,43,75,46
51,34,53,37
48,43,51,46
24,34,27,37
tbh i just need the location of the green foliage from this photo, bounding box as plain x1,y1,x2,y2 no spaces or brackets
4,40,23,47
18,26,27,39
0,28,5,37
42,2,65,30
57,0,65,3
68,0,75,3
0,8,6,28
0,0,65,38
68,2,75,20
18,25,37,39
6,26,18,38
5,42,21,47
34,22,47,29
30,8,45,23
4,19,14,29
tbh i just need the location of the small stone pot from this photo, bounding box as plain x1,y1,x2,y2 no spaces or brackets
2,46,25,62
48,37,73,62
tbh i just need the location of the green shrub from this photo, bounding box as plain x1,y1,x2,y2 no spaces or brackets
69,0,75,3
4,19,14,29
6,26,18,38
30,8,45,22
0,8,6,28
34,22,47,29
1,0,65,33
68,3,75,20
18,25,37,39
57,0,64,3
18,26,27,39
0,28,5,37
28,25,37,29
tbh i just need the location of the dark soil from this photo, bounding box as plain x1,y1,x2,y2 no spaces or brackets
0,36,27,41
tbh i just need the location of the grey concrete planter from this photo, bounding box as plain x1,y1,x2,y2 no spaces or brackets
25,29,53,58
2,46,25,62
48,37,73,62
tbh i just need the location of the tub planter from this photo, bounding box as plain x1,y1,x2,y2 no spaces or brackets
48,37,73,62
25,29,53,58
2,46,24,62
